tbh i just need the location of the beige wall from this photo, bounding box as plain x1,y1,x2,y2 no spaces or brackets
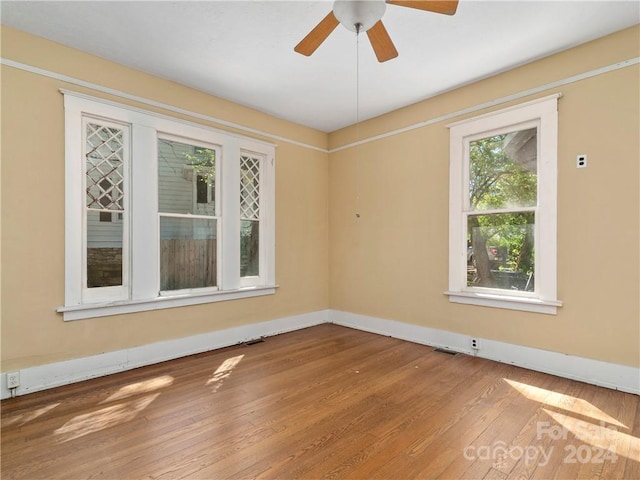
2,25,639,374
329,26,640,367
0,27,329,371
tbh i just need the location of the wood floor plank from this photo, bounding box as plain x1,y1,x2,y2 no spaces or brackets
622,400,640,480
355,363,516,478
433,370,566,480
1,324,638,480
233,356,452,479
136,337,428,479
386,367,538,477
164,339,432,479
494,374,588,478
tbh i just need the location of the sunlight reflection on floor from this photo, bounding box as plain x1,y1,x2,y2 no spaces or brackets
51,374,176,443
3,402,61,427
505,378,640,464
206,354,244,393
100,374,174,404
544,409,640,462
54,393,159,443
504,378,627,428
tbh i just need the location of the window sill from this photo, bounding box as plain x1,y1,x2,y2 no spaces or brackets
58,285,278,321
444,290,562,315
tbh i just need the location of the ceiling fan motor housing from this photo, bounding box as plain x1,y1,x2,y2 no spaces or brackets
333,0,387,32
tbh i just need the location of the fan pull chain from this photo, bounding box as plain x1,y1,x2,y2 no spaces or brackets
355,23,361,219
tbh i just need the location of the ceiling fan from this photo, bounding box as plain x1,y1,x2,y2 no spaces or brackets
294,0,459,63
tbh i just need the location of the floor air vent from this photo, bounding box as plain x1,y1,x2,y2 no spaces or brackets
433,347,458,356
244,337,265,346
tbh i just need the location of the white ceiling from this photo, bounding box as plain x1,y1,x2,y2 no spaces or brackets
2,1,638,132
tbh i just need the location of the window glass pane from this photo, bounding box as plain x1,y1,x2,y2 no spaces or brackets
240,155,260,220
87,210,123,288
240,155,260,278
86,123,125,211
241,220,259,277
469,127,537,211
467,212,535,292
160,217,217,290
158,139,216,216
85,122,124,288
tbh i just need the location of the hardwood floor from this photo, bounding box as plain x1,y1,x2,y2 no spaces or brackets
1,324,638,479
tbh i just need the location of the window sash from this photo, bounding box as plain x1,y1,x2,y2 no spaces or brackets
158,213,220,295
240,151,265,287
463,210,538,297
82,116,130,304
463,120,540,213
157,133,221,216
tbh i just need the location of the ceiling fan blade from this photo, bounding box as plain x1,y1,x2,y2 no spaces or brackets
386,0,459,15
294,11,340,56
366,21,398,63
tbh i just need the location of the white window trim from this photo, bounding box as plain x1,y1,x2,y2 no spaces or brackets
58,286,278,321
59,90,277,321
445,94,562,314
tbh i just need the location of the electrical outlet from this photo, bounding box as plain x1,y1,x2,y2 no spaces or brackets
7,372,20,389
471,338,480,350
577,154,587,168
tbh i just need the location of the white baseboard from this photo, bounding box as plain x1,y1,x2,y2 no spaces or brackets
330,310,640,395
0,310,329,399
3,308,638,399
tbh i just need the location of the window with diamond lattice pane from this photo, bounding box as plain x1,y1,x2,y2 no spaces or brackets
240,155,260,220
240,155,261,278
86,123,124,211
85,121,126,289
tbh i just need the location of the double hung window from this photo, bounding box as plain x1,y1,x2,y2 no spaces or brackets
60,91,276,320
158,137,220,292
446,95,562,314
